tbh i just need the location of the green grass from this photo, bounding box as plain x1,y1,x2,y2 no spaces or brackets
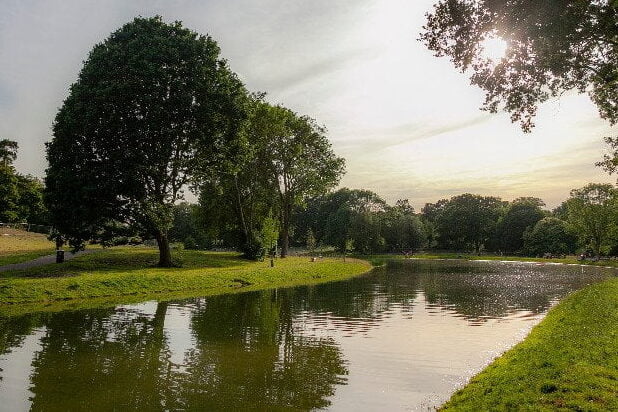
0,228,56,265
0,247,372,314
361,252,618,268
441,278,618,411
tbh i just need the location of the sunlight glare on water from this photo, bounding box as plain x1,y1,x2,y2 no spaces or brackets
0,260,614,410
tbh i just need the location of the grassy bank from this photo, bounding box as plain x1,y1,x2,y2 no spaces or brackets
442,278,618,411
0,228,56,266
0,247,372,313
362,252,618,268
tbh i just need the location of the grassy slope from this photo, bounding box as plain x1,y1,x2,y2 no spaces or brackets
0,228,56,265
442,278,618,411
0,247,372,311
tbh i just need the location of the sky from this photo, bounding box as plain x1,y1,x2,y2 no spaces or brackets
0,0,615,210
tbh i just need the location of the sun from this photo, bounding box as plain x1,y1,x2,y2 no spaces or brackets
480,36,508,63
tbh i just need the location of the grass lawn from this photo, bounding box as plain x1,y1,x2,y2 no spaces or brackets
0,228,56,266
0,247,372,313
441,278,618,411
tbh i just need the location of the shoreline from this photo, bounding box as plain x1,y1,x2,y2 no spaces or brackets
0,248,374,317
440,277,618,410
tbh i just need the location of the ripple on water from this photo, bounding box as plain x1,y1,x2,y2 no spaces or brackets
0,259,614,411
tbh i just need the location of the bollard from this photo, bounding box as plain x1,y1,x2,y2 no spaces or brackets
56,250,65,264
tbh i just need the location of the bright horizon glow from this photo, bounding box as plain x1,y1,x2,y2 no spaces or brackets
0,0,615,211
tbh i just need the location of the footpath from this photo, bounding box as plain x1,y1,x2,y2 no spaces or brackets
0,250,98,272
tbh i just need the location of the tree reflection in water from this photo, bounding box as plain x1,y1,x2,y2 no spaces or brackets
0,260,613,410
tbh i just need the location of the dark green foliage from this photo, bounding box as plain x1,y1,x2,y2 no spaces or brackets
0,138,18,166
0,140,48,225
381,201,426,252
493,197,546,254
421,0,618,132
0,139,19,222
15,174,48,225
433,194,505,253
299,188,387,252
247,101,345,257
45,16,247,266
198,97,345,259
0,163,18,222
551,201,569,220
566,183,617,256
350,212,384,254
523,217,577,256
169,203,211,250
295,189,426,254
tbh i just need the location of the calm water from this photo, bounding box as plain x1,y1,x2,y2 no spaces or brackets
0,260,615,411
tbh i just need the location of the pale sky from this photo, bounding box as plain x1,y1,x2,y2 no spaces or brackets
1,0,615,209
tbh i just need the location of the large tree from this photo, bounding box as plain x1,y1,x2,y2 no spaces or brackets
523,217,577,257
566,183,617,257
436,193,505,253
247,102,345,257
45,17,247,266
421,0,618,132
494,197,546,254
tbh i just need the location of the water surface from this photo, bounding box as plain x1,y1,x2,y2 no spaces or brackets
0,260,614,411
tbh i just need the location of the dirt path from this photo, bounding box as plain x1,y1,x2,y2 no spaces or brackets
0,250,99,272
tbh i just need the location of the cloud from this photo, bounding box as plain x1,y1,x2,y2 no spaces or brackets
334,113,494,152
257,47,380,96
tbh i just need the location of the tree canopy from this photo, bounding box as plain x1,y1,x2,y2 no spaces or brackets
0,140,47,224
45,16,247,266
494,197,546,254
566,183,617,256
523,217,577,257
433,193,505,253
247,101,345,257
421,0,618,131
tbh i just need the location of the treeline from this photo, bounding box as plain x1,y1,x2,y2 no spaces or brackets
5,130,618,259
0,139,47,226
168,183,618,258
8,16,618,265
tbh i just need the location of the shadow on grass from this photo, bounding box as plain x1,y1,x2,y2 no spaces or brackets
0,248,249,279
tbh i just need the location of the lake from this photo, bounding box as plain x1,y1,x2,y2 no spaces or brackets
0,259,615,411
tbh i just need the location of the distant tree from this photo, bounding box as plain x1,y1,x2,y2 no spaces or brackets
248,102,345,257
15,174,47,225
566,183,617,257
0,139,19,222
0,164,18,222
494,197,546,254
421,1,618,132
306,228,316,253
350,212,384,254
523,217,577,257
421,199,448,224
301,188,387,252
0,139,18,166
436,194,505,253
45,17,247,266
552,201,569,221
169,203,212,250
381,201,426,252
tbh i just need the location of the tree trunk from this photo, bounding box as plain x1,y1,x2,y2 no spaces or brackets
280,202,291,258
155,231,173,267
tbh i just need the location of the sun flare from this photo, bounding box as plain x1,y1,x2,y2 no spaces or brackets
481,36,508,62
